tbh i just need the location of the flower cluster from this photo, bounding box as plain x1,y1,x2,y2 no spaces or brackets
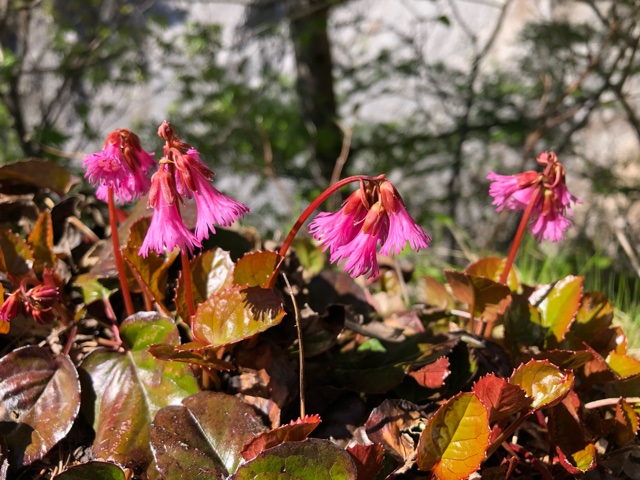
139,122,249,257
0,271,60,325
83,129,156,203
487,151,580,242
309,180,431,278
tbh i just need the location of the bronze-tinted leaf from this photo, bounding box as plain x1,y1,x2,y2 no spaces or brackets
0,346,80,467
553,396,596,474
27,210,56,275
444,270,511,324
233,250,279,288
408,356,450,389
0,159,78,196
416,392,490,480
240,414,321,461
510,359,573,409
465,257,518,291
80,312,200,473
231,438,357,480
614,398,639,446
193,285,284,347
473,373,530,422
607,353,640,379
0,230,34,278
346,443,384,480
148,343,233,371
422,275,455,310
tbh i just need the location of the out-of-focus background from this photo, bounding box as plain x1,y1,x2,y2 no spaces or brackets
1,0,639,312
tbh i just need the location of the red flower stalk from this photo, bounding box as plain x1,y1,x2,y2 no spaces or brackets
309,179,430,278
83,128,156,204
487,151,580,243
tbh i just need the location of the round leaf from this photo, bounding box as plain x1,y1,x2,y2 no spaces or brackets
416,392,490,480
231,438,357,480
233,250,279,288
193,285,285,347
53,461,126,480
80,312,200,472
510,360,573,409
150,392,267,478
0,346,80,467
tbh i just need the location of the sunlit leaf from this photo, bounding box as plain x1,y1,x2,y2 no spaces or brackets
0,230,33,278
535,275,583,346
193,285,284,347
573,291,614,342
175,248,235,322
27,210,56,275
444,270,511,324
465,257,518,291
606,353,640,379
614,398,639,446
0,159,78,196
150,392,266,479
74,274,115,305
231,438,357,480
53,461,126,480
80,312,200,473
510,360,573,409
472,373,530,422
408,356,450,389
0,346,80,467
241,414,321,461
233,250,279,288
416,392,490,479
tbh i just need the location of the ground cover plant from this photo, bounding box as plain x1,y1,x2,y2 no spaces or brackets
0,123,639,479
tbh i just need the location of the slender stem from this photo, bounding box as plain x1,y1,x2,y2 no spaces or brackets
181,251,196,329
62,325,77,356
283,273,305,418
585,397,640,409
486,411,533,458
267,174,386,288
107,187,134,317
498,185,542,286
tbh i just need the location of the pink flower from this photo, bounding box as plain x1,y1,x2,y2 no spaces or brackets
0,291,23,322
173,149,249,241
139,168,201,257
309,180,430,278
83,129,155,204
487,151,580,243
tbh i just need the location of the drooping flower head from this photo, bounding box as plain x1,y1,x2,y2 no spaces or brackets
83,129,156,203
139,121,249,256
487,151,581,242
1,270,61,325
309,179,430,278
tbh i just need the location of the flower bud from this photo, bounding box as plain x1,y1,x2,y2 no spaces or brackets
26,284,59,309
0,291,23,322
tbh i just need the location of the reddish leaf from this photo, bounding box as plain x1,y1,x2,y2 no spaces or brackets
416,392,490,480
465,257,519,291
27,210,56,275
231,438,357,479
0,159,78,196
614,398,640,446
422,275,455,310
408,356,450,389
240,414,321,461
233,250,279,288
473,373,530,422
193,285,285,347
444,270,511,324
606,353,640,379
536,275,583,346
365,399,424,463
0,230,34,278
148,343,234,371
510,360,574,409
0,346,80,467
175,248,235,322
346,443,384,480
150,392,266,478
553,398,596,474
81,313,200,473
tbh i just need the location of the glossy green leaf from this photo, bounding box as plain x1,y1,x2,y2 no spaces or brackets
416,392,490,479
150,392,267,479
81,312,200,472
27,210,56,275
0,346,80,467
0,230,34,278
472,373,530,422
536,275,583,346
465,257,518,291
233,250,279,288
53,461,126,480
231,438,357,480
74,274,115,305
193,285,284,347
510,360,573,409
175,248,235,322
606,353,640,379
444,270,511,324
0,159,78,196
